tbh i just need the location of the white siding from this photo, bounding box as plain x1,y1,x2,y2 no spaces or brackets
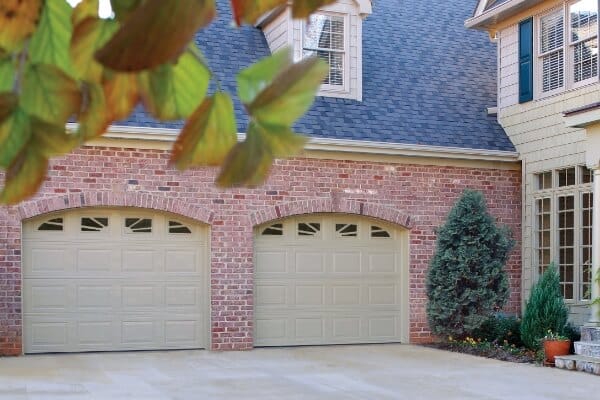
497,23,600,324
262,9,292,53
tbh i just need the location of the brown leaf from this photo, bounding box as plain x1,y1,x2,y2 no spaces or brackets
95,0,216,71
0,101,32,168
110,0,142,20
0,0,43,53
291,0,337,18
78,82,111,140
70,17,119,82
0,145,48,205
72,0,99,26
230,0,286,26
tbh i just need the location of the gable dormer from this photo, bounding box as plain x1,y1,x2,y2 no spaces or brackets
259,0,373,101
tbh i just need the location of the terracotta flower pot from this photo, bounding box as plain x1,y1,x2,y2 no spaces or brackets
543,339,571,365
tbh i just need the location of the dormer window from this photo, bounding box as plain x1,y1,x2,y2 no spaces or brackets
259,1,372,101
303,14,347,89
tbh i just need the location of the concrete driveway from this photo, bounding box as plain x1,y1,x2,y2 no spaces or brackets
0,344,598,399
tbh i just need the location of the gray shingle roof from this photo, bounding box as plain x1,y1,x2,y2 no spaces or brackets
118,0,515,152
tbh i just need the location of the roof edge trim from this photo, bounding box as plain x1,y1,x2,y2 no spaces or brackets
67,124,519,163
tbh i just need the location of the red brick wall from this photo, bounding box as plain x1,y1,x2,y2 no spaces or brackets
0,145,522,355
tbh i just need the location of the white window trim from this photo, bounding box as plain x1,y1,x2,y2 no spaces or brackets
301,11,351,96
534,1,599,100
532,165,594,305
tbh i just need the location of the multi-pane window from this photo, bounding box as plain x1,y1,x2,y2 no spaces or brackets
534,166,593,302
303,14,346,87
538,1,599,94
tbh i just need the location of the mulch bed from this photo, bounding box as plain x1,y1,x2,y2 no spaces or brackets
423,342,538,364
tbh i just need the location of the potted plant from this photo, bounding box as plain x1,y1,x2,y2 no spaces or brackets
542,330,570,366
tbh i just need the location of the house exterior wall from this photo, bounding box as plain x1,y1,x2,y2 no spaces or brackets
497,10,599,323
0,142,522,356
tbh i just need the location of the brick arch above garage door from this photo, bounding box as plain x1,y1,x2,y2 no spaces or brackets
17,192,214,225
249,199,413,230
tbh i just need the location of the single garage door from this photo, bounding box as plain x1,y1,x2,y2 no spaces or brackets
23,209,208,354
254,214,409,346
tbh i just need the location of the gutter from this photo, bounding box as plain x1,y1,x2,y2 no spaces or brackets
68,124,519,163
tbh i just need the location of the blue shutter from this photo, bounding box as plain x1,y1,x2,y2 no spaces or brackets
518,18,534,103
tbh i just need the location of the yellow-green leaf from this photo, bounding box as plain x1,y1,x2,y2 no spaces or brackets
0,117,79,205
237,48,291,104
231,0,286,26
0,98,32,169
95,0,215,72
171,92,237,169
216,121,306,187
291,0,337,18
138,51,210,121
72,0,99,26
0,0,43,53
21,64,81,125
78,82,111,140
0,56,15,92
29,0,75,75
248,56,327,126
103,71,139,121
0,145,48,205
70,17,119,81
0,92,18,126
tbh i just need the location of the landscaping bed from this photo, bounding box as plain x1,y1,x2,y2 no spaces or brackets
423,338,539,364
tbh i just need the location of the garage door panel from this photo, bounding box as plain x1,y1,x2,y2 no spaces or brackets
255,215,407,347
23,210,208,354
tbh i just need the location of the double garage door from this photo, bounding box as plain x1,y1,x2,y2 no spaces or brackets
23,209,407,353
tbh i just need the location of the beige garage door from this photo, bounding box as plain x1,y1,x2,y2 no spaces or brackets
254,214,409,347
22,209,208,354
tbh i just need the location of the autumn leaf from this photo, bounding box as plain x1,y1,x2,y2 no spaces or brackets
291,0,337,18
21,64,81,126
0,0,43,53
78,82,111,140
230,0,337,25
138,51,210,120
29,0,75,75
230,0,286,26
70,16,119,82
102,71,139,121
110,0,142,21
171,92,237,169
72,0,99,26
96,0,216,71
248,56,328,126
0,97,32,169
217,121,305,187
0,117,78,205
237,48,292,104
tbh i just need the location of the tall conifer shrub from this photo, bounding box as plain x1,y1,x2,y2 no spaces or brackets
520,264,568,349
426,189,514,338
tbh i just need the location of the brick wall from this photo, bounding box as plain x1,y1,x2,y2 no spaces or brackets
0,145,522,355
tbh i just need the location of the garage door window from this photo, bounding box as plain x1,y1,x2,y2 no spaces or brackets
371,226,391,238
298,222,321,236
168,221,192,234
336,223,358,237
38,218,64,231
262,223,283,236
125,218,152,233
81,217,109,232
